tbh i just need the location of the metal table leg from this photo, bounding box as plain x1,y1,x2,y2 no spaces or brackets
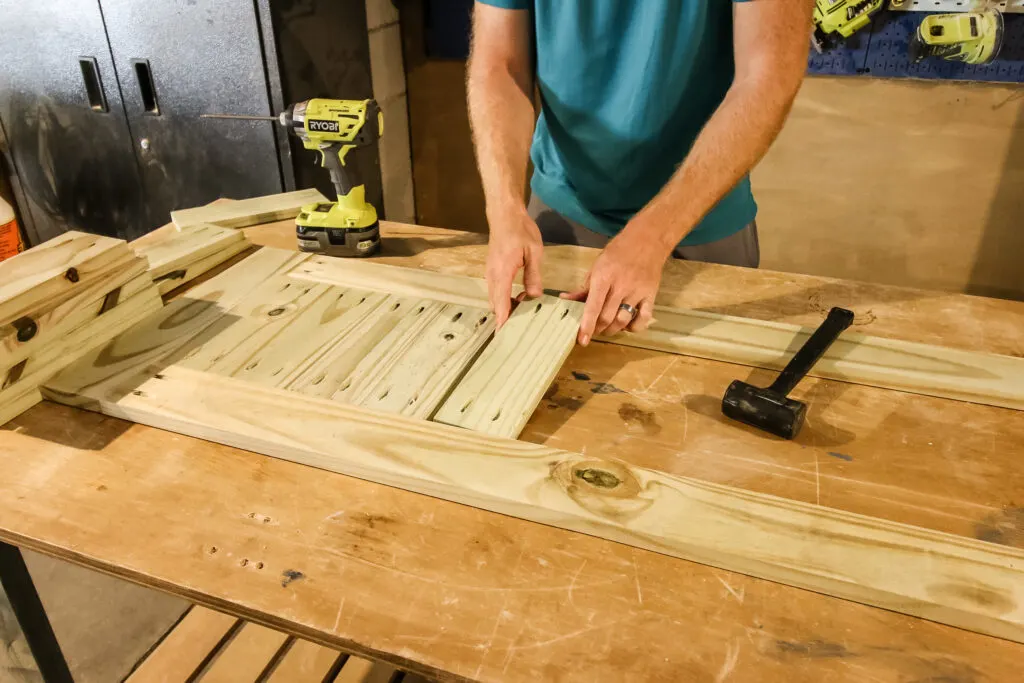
0,541,74,683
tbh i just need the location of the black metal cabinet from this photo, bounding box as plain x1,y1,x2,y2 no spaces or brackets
0,0,379,245
0,0,145,243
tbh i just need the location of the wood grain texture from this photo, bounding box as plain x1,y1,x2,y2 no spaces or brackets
41,365,1024,645
151,238,252,296
265,639,343,683
0,231,135,327
131,222,251,295
196,622,289,682
126,606,238,683
289,253,1024,412
332,301,495,418
434,295,581,437
171,189,327,230
612,305,1024,411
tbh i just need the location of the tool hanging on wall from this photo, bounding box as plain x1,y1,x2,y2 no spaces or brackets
909,10,1005,65
812,0,885,52
203,98,384,258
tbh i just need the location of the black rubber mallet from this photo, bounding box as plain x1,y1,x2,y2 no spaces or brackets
722,307,855,439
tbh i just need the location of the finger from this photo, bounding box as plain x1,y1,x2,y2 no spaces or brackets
559,288,588,302
627,299,655,333
488,265,516,329
578,279,609,346
522,246,543,298
604,300,637,337
593,289,625,338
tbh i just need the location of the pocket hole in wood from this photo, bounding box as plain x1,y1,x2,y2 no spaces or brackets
256,562,264,569
491,409,502,422
304,288,311,294
359,297,366,304
561,309,569,319
443,333,455,341
132,390,145,397
340,379,352,392
416,306,425,314
379,388,390,400
245,361,259,371
281,283,291,291
478,316,489,326
535,302,543,313
312,374,326,386
460,400,473,413
391,302,401,311
452,312,463,322
407,395,418,406
271,368,282,377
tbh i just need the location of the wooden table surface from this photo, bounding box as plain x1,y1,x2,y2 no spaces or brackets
3,220,1023,682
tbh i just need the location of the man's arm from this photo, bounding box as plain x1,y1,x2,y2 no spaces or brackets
568,0,812,344
467,2,541,328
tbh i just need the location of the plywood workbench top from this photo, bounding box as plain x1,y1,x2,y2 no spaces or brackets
3,219,1023,682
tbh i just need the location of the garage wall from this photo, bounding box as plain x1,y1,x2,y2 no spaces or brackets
402,29,1024,301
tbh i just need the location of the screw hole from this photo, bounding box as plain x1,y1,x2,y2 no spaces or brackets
379,388,390,400
391,302,401,311
240,558,249,567
491,409,502,422
359,297,366,304
478,316,489,326
452,312,463,322
561,309,569,319
535,302,543,313
460,400,473,413
312,374,325,386
443,333,455,341
209,546,218,554
416,306,425,314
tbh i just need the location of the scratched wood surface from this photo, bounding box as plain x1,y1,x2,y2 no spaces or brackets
1,221,1023,682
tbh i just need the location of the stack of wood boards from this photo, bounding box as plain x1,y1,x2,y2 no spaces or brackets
0,231,164,424
43,247,584,439
130,222,252,295
170,189,326,231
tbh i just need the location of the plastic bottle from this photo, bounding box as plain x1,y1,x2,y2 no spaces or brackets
0,195,23,261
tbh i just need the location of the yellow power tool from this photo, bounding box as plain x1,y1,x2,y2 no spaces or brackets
909,10,1004,66
203,98,384,257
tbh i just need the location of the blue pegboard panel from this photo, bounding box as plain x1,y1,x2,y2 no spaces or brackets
864,10,1024,82
808,29,874,75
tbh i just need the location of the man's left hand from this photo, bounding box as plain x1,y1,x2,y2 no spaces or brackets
561,226,670,345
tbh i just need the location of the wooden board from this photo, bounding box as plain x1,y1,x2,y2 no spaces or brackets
126,606,239,683
434,295,581,437
289,254,1024,412
266,639,343,683
41,365,1024,645
131,222,252,297
197,622,289,682
171,189,327,230
0,231,136,327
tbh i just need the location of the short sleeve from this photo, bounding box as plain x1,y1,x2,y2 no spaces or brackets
476,0,532,9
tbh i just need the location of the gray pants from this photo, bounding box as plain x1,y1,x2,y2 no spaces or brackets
528,195,760,268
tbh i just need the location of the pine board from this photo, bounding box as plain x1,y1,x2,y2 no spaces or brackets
434,295,581,437
126,606,239,683
265,640,343,683
40,365,1024,645
0,231,136,327
289,255,1024,412
171,189,327,230
196,622,289,682
132,223,247,278
151,238,253,296
0,269,151,369
615,306,1024,412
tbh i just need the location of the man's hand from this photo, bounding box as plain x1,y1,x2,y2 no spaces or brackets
562,224,667,345
486,209,544,328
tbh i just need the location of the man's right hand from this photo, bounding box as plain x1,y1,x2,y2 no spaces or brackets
485,209,544,328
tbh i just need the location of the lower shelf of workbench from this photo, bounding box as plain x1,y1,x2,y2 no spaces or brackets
124,604,433,683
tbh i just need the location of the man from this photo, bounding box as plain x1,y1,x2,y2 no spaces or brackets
467,0,811,344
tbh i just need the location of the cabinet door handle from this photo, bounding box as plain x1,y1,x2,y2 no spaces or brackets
78,57,108,113
130,58,160,115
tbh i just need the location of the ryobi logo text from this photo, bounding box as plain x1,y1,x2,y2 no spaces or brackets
308,119,340,133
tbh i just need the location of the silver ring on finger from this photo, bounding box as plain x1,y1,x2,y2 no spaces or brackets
618,302,637,319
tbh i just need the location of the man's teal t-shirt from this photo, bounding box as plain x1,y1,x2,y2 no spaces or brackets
478,0,755,246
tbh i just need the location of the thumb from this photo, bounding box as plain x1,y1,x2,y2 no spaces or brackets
522,245,543,298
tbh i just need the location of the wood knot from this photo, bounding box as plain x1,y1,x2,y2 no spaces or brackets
575,468,620,489
64,267,80,283
13,317,37,343
268,307,286,317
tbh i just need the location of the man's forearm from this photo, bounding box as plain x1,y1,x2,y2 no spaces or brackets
467,56,536,223
626,75,802,252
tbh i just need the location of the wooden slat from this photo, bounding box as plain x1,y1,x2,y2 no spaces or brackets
332,656,396,683
334,302,495,418
1,270,151,369
612,306,1024,411
150,238,252,296
196,622,289,682
434,295,581,437
42,365,1024,645
289,255,1024,412
132,223,246,278
171,189,327,230
265,639,343,683
289,254,494,309
0,231,136,327
285,294,437,399
126,606,238,683
39,248,308,401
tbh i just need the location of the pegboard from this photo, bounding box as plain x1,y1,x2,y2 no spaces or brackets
812,9,1024,83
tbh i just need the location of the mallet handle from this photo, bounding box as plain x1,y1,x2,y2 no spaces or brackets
769,307,855,396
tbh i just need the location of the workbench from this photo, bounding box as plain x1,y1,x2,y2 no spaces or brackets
3,219,1023,682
